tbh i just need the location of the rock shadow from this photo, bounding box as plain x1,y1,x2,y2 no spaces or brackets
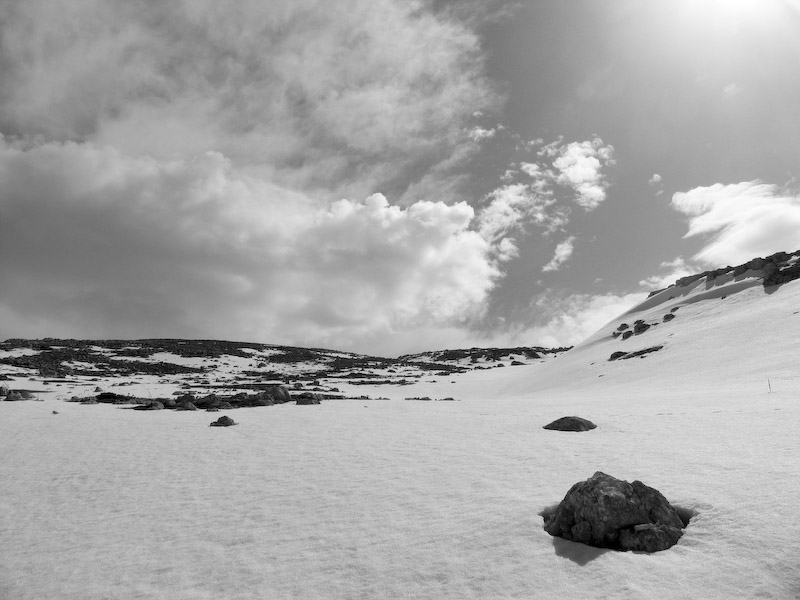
551,536,610,565
539,504,610,565
674,505,698,528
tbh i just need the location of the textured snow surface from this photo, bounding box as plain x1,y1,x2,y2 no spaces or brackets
2,276,800,599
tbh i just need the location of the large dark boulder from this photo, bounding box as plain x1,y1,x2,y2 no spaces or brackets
210,415,236,427
543,416,597,432
543,471,685,552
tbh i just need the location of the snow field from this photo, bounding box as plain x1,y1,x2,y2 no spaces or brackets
2,387,799,600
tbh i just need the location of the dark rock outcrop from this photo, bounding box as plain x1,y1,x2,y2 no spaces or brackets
543,471,685,552
543,416,597,432
134,401,164,410
210,415,236,427
266,384,292,404
296,392,322,405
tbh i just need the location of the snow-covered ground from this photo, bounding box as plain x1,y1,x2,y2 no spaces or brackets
2,273,800,599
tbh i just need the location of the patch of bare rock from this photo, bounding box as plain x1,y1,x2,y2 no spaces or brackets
542,471,686,553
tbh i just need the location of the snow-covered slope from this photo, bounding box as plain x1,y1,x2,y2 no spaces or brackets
524,265,800,397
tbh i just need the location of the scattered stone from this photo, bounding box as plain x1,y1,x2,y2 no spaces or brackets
622,331,633,340
543,471,685,553
609,351,627,361
633,321,651,335
663,313,676,322
543,416,597,432
617,323,629,331
210,415,236,427
52,410,59,414
0,383,9,396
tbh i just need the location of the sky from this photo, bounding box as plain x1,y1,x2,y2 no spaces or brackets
2,0,800,356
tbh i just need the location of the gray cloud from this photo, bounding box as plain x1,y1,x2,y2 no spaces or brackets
0,0,498,200
0,1,510,353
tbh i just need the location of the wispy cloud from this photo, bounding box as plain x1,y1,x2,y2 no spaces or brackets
476,136,614,265
671,181,800,265
638,257,700,290
542,237,577,272
476,183,567,262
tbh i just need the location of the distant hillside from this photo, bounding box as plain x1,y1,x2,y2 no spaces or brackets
0,338,568,400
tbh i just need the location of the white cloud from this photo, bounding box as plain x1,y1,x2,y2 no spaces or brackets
493,291,644,348
671,181,800,266
648,173,664,196
542,236,576,272
476,183,567,262
0,140,499,352
475,136,614,268
468,126,496,142
551,138,616,210
638,257,701,290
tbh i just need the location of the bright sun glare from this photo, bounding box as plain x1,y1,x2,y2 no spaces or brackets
678,0,796,33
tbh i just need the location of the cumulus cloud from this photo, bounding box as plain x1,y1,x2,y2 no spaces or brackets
0,139,498,352
542,237,576,272
551,138,616,209
671,181,800,266
0,1,515,353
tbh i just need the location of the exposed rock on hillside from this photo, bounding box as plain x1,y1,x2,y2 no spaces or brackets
648,249,800,298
